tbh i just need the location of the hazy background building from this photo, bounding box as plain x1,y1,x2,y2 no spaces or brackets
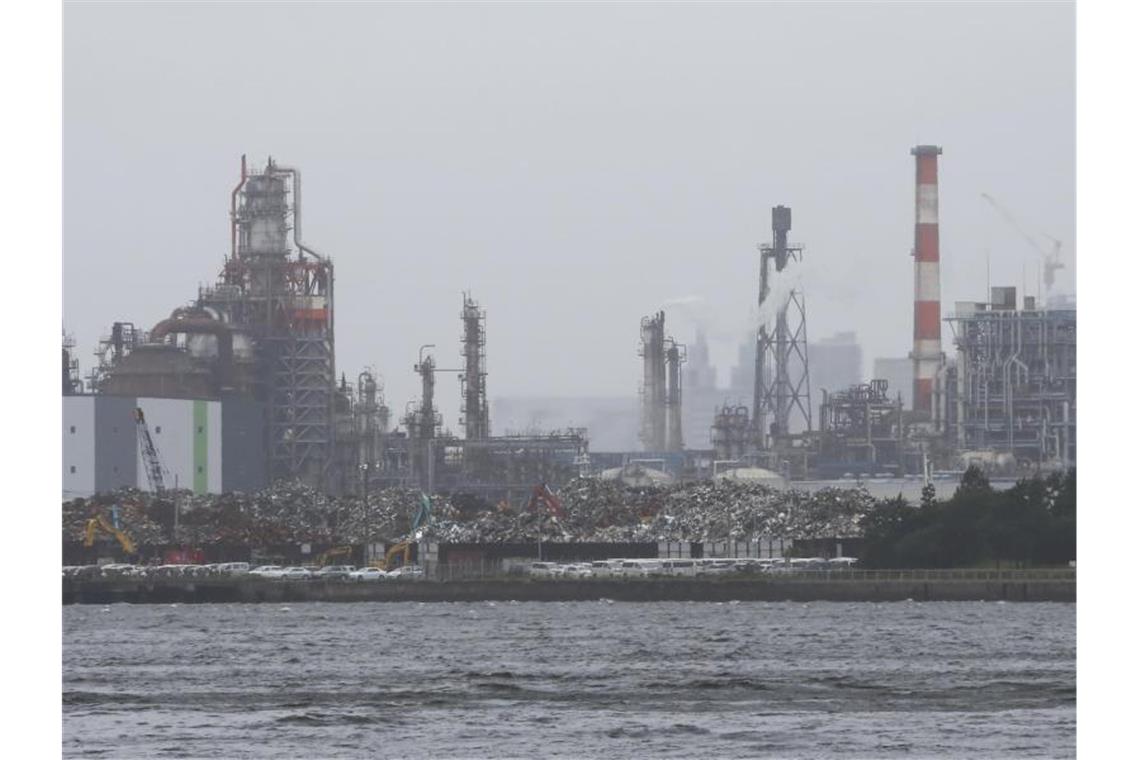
872,357,913,410
807,332,863,396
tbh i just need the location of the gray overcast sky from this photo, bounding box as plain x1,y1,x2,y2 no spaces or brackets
64,1,1074,431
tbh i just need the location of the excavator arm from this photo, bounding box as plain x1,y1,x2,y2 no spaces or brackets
382,541,412,571
526,483,565,519
83,514,138,555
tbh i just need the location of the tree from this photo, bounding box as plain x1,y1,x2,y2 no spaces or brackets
859,496,922,568
920,482,937,510
986,477,1049,567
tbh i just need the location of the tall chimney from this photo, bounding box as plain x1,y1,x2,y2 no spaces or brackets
911,145,942,416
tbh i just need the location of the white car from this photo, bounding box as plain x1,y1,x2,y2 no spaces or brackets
618,560,664,578
589,560,619,578
695,559,737,576
387,565,424,579
528,562,559,578
348,567,389,582
278,567,313,581
217,562,251,576
249,565,284,578
563,564,594,579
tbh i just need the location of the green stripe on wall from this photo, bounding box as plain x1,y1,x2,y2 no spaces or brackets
193,400,208,494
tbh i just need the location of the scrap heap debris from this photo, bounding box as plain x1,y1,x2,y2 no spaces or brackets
63,478,875,547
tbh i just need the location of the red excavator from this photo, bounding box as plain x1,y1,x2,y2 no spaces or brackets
526,483,565,519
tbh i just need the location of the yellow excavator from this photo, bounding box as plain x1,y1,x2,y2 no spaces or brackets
379,541,413,571
316,545,354,567
84,514,137,556
375,493,432,570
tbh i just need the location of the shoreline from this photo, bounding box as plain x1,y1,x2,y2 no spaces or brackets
63,574,1075,604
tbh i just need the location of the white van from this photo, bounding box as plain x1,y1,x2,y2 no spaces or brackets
217,562,251,576
662,559,697,577
619,559,664,578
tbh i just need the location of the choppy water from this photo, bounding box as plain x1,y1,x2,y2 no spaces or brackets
63,601,1075,758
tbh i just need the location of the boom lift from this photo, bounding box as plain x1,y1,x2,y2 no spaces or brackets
84,514,137,556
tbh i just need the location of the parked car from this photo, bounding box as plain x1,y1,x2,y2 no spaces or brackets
695,559,737,576
216,562,251,576
313,565,355,581
387,565,424,579
618,559,665,578
662,559,697,577
249,565,284,578
348,567,388,582
589,560,621,578
563,564,594,579
528,562,559,578
278,567,313,581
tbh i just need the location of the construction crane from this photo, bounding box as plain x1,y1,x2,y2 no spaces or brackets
134,408,166,494
980,193,1064,295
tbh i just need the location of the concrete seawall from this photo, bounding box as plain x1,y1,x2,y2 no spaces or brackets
63,576,1075,605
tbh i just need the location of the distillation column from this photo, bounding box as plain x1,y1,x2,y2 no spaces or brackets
639,312,667,451
664,338,686,452
460,293,490,440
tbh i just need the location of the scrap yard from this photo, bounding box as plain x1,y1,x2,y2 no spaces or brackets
62,146,1076,576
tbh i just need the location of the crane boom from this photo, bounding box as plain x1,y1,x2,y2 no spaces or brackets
134,408,166,494
980,193,1064,291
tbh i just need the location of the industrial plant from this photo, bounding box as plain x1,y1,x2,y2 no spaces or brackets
63,145,1076,506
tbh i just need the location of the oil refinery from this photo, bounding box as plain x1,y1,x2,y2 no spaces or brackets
62,145,1076,504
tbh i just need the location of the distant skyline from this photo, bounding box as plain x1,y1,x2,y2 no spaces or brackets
64,1,1075,432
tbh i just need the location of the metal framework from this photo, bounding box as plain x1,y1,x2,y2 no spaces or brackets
710,404,753,461
753,205,812,446
818,379,905,474
63,332,83,395
198,156,336,489
87,322,141,392
946,294,1076,470
460,293,490,440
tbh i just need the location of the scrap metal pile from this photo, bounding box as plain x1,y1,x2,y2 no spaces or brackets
63,478,874,547
62,484,457,547
422,479,875,543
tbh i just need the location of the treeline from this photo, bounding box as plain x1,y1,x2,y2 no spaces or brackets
859,467,1076,569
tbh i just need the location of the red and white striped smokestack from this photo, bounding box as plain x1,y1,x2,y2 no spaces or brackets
911,144,942,416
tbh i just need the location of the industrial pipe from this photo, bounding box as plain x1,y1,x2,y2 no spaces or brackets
150,316,234,368
230,154,247,259
272,163,324,262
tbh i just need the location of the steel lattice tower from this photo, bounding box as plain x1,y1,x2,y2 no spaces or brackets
753,205,812,447
459,293,490,440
